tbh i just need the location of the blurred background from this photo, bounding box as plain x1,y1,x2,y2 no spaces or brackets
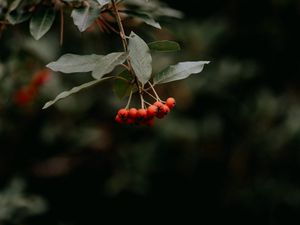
1,0,300,224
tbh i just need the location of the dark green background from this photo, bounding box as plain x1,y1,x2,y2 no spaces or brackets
0,0,300,224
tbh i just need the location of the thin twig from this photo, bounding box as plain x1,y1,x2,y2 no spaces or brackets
144,89,158,101
111,0,127,51
100,17,119,34
147,81,161,101
60,8,64,46
125,90,133,109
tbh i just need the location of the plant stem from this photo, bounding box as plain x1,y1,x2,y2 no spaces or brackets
144,90,158,101
111,0,127,51
148,81,161,101
99,17,119,34
140,93,145,109
111,0,143,106
125,90,133,109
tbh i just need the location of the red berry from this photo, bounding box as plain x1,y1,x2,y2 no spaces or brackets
32,69,51,86
14,89,31,106
14,86,37,106
147,105,157,117
146,117,155,127
162,105,170,115
155,105,170,119
118,108,128,120
154,101,164,109
166,97,176,109
137,108,147,120
126,118,135,125
115,115,123,123
154,101,164,115
128,108,138,119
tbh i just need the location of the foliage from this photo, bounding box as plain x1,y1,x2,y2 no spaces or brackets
1,0,209,112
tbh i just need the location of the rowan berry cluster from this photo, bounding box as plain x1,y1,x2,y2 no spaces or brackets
115,97,176,126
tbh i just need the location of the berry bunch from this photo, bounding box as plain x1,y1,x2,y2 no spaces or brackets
14,69,51,106
115,97,176,126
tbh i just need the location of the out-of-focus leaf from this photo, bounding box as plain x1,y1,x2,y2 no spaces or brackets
155,7,184,18
148,40,180,52
29,7,56,40
138,14,161,29
8,0,22,12
153,61,210,85
43,78,109,109
128,32,152,85
113,70,133,99
71,6,100,32
97,0,110,5
92,52,128,79
125,0,183,18
47,54,103,73
125,10,161,29
7,10,31,24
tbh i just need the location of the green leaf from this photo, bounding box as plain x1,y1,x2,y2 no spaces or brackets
71,6,100,32
148,40,180,52
42,78,109,109
153,61,210,85
128,32,152,85
47,54,103,73
29,7,56,40
113,70,133,99
92,52,128,79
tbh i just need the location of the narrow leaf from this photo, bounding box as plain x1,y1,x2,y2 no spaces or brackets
71,6,100,32
113,70,133,99
30,7,56,40
153,61,210,85
47,54,103,73
156,7,184,19
92,52,128,79
128,32,152,85
42,78,107,109
133,13,161,29
148,40,180,52
140,15,161,29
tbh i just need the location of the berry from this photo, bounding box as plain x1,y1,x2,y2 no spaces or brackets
14,86,37,106
126,118,135,125
32,69,50,86
154,101,164,109
128,108,138,119
115,115,123,123
118,108,128,120
155,103,170,119
162,104,170,115
137,108,147,120
154,101,164,115
146,117,155,127
166,97,176,109
147,105,157,117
